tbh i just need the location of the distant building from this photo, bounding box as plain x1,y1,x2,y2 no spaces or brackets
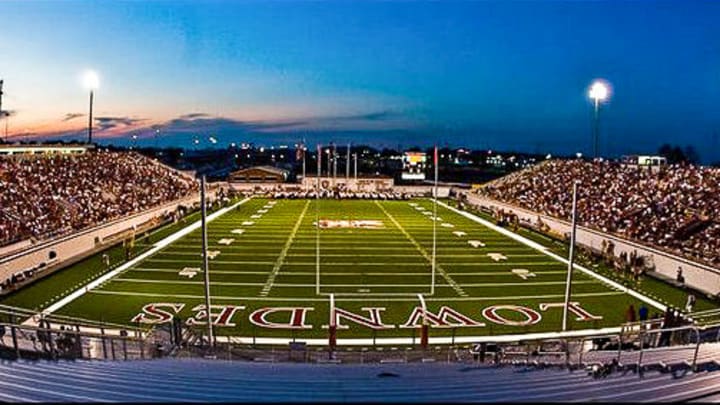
300,175,394,192
621,155,667,171
0,143,93,157
228,165,289,183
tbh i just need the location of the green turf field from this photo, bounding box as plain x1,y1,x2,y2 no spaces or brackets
12,196,671,343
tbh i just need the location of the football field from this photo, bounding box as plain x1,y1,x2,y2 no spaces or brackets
49,197,657,343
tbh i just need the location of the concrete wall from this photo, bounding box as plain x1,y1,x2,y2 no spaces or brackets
228,182,294,192
461,192,720,297
394,185,451,197
227,181,450,197
0,193,201,288
300,177,395,192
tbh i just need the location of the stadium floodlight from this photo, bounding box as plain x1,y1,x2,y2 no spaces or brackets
588,81,608,103
83,71,100,91
588,79,611,158
83,70,100,144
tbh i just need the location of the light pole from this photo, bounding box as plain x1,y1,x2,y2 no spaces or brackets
588,80,610,158
83,71,100,144
562,181,579,331
0,79,6,142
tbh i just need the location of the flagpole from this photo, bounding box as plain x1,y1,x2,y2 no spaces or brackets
562,181,579,331
431,146,438,296
346,142,351,179
302,138,307,191
353,153,358,182
332,142,337,188
316,144,321,295
201,176,214,347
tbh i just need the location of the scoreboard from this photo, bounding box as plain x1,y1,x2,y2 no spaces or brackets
402,152,427,180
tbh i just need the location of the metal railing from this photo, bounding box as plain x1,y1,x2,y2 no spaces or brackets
0,304,163,361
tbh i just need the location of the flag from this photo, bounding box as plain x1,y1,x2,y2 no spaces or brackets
317,144,322,176
296,142,304,162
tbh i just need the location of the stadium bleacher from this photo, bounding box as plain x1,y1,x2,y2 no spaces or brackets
478,159,720,266
0,348,718,402
0,151,198,247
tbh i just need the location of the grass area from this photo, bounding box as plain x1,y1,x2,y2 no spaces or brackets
10,197,664,341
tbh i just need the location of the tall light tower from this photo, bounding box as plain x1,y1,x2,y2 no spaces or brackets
0,79,4,121
0,79,5,142
588,79,610,158
83,70,100,144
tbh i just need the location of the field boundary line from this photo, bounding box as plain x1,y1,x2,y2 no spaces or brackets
34,197,253,321
131,268,569,276
259,200,310,297
374,201,467,297
438,200,667,311
112,278,599,288
90,289,623,302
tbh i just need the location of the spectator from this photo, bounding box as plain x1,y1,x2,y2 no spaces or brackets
676,267,685,286
0,151,197,246
478,160,720,266
626,304,637,323
638,304,649,322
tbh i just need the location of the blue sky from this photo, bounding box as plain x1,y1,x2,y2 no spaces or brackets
1,0,719,161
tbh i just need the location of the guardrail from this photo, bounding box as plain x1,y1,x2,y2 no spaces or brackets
0,320,157,361
463,322,718,369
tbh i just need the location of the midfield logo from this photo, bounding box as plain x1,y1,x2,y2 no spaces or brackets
131,302,602,329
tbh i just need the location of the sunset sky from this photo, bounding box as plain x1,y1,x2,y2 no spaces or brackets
1,0,719,161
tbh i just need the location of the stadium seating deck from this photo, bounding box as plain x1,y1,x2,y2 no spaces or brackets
0,344,718,403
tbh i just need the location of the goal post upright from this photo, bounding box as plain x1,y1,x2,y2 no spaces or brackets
431,145,438,296
418,293,429,348
328,293,337,351
316,144,321,296
200,176,214,347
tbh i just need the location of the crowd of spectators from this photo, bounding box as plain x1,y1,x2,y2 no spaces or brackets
0,151,198,247
478,159,720,266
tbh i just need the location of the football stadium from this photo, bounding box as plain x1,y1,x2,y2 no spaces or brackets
2,0,720,402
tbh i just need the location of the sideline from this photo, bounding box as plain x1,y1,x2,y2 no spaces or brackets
31,197,252,322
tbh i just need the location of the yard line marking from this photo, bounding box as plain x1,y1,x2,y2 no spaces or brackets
259,200,310,297
144,259,275,265
35,197,253,320
90,289,624,302
439,200,667,312
111,278,600,288
140,259,564,267
133,268,275,274
374,200,467,297
130,268,571,277
154,251,553,258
